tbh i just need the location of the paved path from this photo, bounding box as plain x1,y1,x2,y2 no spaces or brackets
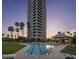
14,44,67,59
15,44,31,55
49,45,66,53
48,45,67,59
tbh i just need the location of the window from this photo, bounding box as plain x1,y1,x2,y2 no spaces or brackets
33,20,36,22
37,23,41,25
33,25,36,27
33,5,36,8
38,32,41,33
37,29,41,31
37,11,42,15
33,8,36,11
33,10,36,14
33,13,36,16
38,35,41,36
37,26,42,28
33,29,36,30
33,34,35,36
33,23,36,25
37,13,42,17
33,31,36,33
33,16,36,19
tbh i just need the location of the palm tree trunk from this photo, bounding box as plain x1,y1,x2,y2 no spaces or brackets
11,31,12,39
17,32,19,38
22,30,24,37
70,37,72,46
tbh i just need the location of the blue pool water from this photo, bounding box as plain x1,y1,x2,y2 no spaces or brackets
25,43,48,55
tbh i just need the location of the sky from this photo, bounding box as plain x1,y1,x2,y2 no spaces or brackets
2,0,76,38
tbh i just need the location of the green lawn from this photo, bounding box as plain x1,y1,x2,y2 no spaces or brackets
61,45,76,55
2,42,25,54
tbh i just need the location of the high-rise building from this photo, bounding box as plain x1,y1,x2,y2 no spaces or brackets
27,0,46,42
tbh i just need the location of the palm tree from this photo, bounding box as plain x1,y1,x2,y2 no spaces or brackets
15,22,19,37
67,31,70,36
20,22,25,37
72,32,76,44
2,34,5,38
7,34,9,38
12,35,13,39
67,31,73,45
67,31,70,42
70,33,73,45
15,28,19,38
73,32,76,36
57,31,62,35
15,35,16,38
57,31,62,44
8,26,14,38
15,22,19,27
70,33,72,37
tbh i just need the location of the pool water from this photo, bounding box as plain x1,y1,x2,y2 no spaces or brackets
25,43,48,55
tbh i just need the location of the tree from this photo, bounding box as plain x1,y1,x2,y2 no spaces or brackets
57,31,62,35
7,34,9,38
67,31,70,36
67,31,74,45
15,28,19,38
20,22,25,37
8,26,14,38
15,22,20,38
15,22,19,27
70,33,72,37
70,33,73,45
15,35,16,38
57,31,62,44
67,31,71,43
2,34,5,38
73,32,76,36
72,32,76,44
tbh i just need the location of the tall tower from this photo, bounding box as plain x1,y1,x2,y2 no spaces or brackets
27,0,46,42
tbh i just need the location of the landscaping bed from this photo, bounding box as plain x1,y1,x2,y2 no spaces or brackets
61,45,76,55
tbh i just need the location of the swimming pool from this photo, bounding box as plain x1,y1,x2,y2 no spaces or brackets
25,43,48,55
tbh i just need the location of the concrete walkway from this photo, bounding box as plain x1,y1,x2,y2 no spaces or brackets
48,45,67,59
49,45,67,53
48,44,76,59
15,44,31,55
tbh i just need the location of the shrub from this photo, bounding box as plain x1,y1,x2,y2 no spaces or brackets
14,36,27,42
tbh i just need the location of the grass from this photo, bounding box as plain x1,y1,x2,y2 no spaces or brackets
61,45,76,55
2,41,25,54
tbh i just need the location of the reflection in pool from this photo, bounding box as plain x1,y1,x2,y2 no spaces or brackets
46,45,54,49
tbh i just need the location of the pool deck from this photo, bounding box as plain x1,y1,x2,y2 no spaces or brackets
3,43,74,59
14,44,66,59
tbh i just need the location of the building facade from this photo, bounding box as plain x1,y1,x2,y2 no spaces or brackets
27,0,46,42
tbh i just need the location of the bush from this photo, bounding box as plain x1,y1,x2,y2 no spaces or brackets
14,36,27,42
2,37,10,41
2,37,15,42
